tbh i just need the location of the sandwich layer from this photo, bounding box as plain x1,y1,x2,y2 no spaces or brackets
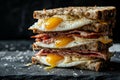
29,15,115,32
32,35,112,51
33,6,116,20
32,52,106,71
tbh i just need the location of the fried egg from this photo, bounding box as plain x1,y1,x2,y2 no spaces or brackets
29,15,95,31
34,36,112,48
34,38,93,48
33,53,98,68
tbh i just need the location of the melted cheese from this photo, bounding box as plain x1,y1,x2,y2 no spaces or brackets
98,36,112,44
74,36,112,44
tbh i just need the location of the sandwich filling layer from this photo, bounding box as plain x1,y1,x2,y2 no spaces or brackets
29,15,96,31
32,49,109,70
32,55,100,68
33,35,112,49
33,49,112,60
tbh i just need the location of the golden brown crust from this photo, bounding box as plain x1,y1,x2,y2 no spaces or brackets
95,62,102,71
76,61,104,71
31,57,38,64
33,6,116,20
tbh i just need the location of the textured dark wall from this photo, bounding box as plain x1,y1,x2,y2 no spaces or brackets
0,0,120,42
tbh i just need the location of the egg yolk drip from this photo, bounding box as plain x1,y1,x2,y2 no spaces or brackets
98,36,112,44
45,53,64,69
55,36,74,48
45,17,63,30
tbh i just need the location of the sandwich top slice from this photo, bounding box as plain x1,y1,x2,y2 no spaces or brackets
32,32,112,51
29,6,116,32
33,6,116,20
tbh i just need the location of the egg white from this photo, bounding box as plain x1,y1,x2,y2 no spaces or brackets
34,55,98,67
29,15,95,31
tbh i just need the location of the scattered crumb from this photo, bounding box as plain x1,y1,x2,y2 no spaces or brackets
73,72,78,77
80,70,83,73
25,63,33,67
3,63,8,66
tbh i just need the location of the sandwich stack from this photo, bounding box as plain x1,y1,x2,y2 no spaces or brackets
29,6,116,71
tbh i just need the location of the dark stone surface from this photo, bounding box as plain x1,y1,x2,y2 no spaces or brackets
0,40,120,80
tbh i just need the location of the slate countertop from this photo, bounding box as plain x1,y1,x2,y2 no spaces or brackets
0,40,120,80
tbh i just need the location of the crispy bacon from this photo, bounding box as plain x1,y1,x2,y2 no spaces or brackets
31,30,110,44
31,33,50,39
35,49,109,60
31,30,109,39
70,30,101,38
31,33,54,44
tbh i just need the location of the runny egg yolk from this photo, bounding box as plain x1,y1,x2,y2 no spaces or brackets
55,37,74,48
45,17,63,30
46,53,64,67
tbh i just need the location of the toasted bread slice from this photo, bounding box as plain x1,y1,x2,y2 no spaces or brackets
33,6,116,20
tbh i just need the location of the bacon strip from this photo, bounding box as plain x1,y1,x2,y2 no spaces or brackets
35,49,109,60
31,33,54,44
31,30,109,39
31,30,110,44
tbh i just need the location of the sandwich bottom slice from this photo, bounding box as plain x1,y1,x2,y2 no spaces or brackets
31,50,111,71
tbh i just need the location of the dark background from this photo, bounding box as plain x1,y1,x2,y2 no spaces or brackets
0,0,120,42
